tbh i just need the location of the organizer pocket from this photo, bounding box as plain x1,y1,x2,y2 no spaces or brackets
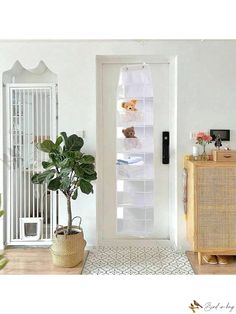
117,207,154,235
117,219,146,234
117,111,144,125
117,110,153,126
117,164,153,179
117,191,154,207
117,138,154,153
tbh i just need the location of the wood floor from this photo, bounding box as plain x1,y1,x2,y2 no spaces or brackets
186,251,236,275
0,248,88,275
2,248,235,275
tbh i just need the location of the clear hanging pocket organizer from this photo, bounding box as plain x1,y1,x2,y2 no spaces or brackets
116,63,155,236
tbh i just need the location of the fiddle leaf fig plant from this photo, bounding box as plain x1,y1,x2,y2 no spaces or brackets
31,132,97,235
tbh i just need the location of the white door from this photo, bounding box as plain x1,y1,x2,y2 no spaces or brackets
97,57,170,244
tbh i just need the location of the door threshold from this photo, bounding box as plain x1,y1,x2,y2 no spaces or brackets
97,239,174,248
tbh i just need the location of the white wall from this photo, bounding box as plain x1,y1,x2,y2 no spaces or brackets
1,40,236,250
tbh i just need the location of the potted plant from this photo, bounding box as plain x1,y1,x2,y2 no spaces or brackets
31,132,97,267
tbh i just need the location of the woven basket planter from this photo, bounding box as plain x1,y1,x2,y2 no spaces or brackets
50,217,86,268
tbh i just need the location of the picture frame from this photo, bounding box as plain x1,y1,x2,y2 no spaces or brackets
210,129,230,141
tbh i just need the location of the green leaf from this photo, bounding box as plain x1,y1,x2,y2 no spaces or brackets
48,177,61,191
31,170,55,184
64,151,76,158
0,210,4,218
60,168,72,176
45,172,56,183
79,179,93,194
57,145,63,154
60,176,71,190
59,158,72,168
82,172,97,181
42,161,53,169
55,136,63,147
80,163,95,174
75,151,83,159
72,189,78,200
74,166,84,178
60,132,68,145
49,152,60,164
66,134,84,151
49,151,65,167
80,155,95,164
36,140,55,153
31,174,42,185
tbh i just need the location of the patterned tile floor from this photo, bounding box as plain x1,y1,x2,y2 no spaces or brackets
82,246,194,275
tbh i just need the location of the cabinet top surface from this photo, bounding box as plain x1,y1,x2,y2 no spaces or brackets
184,160,236,167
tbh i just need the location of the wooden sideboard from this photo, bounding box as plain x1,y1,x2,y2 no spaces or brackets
184,160,236,264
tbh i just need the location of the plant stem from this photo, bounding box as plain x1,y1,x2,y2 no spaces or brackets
67,195,72,234
203,144,206,153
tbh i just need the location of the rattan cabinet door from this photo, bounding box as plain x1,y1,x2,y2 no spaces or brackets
196,166,236,250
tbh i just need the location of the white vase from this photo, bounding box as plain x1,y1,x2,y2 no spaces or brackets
192,146,199,157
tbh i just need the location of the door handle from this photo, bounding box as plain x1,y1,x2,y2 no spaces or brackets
162,131,169,164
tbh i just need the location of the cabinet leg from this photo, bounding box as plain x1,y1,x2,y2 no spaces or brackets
198,252,202,265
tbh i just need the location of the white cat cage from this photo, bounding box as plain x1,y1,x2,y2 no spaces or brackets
116,64,155,237
5,84,57,245
3,62,58,245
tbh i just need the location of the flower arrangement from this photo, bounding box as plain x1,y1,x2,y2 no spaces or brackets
195,132,212,145
195,132,212,160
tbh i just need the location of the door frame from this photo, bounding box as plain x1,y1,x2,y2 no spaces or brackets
96,55,178,247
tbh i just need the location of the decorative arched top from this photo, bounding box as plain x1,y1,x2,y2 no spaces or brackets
2,60,57,84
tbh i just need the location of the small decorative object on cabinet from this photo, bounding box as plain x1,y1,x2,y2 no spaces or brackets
214,134,222,149
195,132,212,161
212,149,236,162
210,129,230,141
192,145,199,159
184,160,236,265
31,132,97,267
